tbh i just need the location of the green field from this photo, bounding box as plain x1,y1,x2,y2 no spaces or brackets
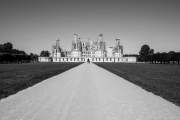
95,62,180,106
0,62,82,100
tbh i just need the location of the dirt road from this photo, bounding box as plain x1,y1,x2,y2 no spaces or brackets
0,63,180,120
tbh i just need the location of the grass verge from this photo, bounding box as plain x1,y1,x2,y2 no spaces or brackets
0,62,82,100
95,62,180,106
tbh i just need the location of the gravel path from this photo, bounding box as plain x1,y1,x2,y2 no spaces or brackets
0,63,180,120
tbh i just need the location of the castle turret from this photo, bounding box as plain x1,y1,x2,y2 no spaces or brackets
71,34,82,57
121,45,124,54
97,34,103,42
56,39,60,48
116,38,120,46
74,34,78,42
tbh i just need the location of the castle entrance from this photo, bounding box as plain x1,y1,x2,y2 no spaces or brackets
87,59,90,63
85,58,92,63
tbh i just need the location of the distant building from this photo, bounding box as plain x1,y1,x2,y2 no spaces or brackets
40,34,136,63
71,34,106,58
38,57,52,62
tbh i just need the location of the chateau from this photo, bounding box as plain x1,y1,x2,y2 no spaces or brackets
39,34,136,62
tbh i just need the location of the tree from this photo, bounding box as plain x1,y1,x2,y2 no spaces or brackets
33,54,39,61
139,44,150,62
0,54,3,63
149,49,154,54
0,42,27,55
40,50,50,57
30,53,34,61
175,52,180,65
167,51,176,64
0,44,4,52
19,50,26,55
161,52,168,64
3,42,13,50
147,49,154,63
123,54,139,57
29,53,39,61
0,42,31,64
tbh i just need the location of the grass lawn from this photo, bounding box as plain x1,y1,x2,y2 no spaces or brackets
0,62,82,100
94,62,180,106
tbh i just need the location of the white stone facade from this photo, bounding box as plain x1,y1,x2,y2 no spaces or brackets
38,57,52,62
71,51,81,57
39,34,137,63
52,57,136,63
107,47,113,57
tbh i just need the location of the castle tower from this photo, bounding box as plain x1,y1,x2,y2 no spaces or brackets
72,34,79,50
97,34,103,42
74,34,78,42
56,39,60,48
116,38,120,46
52,45,54,57
71,34,82,57
121,45,124,54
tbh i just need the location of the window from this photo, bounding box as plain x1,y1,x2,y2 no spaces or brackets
110,58,111,61
106,58,108,61
118,58,119,61
99,58,100,61
67,58,68,61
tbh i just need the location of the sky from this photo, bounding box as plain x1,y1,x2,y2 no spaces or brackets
0,0,180,55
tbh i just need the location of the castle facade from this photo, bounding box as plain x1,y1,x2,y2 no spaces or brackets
39,34,136,63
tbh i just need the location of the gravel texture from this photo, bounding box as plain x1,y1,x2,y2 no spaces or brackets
0,63,180,120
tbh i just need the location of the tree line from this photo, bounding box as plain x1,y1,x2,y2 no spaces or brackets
139,44,180,65
123,54,139,57
40,50,50,57
0,42,38,63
